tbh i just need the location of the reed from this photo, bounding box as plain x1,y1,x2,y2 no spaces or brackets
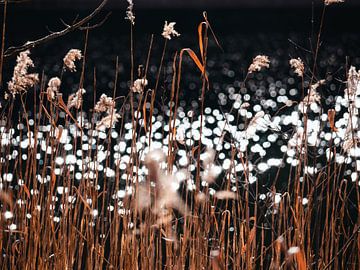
0,0,358,269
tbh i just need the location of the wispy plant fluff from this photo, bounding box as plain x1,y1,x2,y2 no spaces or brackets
143,149,187,216
248,55,270,73
67,88,86,109
324,0,344,5
310,79,326,92
200,148,221,184
289,58,305,77
94,94,115,114
46,77,61,100
63,49,82,72
125,0,135,25
162,21,180,40
131,78,148,93
96,111,121,130
345,66,360,101
299,80,325,110
342,66,360,154
7,50,39,97
94,94,120,130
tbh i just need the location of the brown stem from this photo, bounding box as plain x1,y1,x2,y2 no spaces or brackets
0,0,8,87
4,0,108,58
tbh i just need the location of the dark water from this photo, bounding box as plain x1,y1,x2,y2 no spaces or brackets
3,8,360,99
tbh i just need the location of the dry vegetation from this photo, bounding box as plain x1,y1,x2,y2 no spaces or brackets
0,0,359,269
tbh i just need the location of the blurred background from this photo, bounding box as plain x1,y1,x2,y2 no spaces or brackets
2,0,360,195
6,0,360,34
3,0,360,96
3,0,360,100
23,0,360,9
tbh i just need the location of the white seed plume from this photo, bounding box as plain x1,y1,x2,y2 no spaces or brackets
94,94,115,114
131,78,148,93
299,80,325,110
287,246,300,255
200,148,221,184
96,111,121,131
125,0,135,25
94,94,120,130
248,55,270,73
143,150,187,215
7,50,39,97
46,77,61,100
63,49,82,72
68,88,86,109
345,66,360,101
324,0,344,5
310,79,326,92
162,21,180,40
289,58,305,77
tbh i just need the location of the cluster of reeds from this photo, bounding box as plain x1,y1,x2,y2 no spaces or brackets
0,0,358,269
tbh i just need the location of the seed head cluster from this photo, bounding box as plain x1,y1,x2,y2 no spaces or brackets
94,94,120,130
131,78,148,93
345,66,360,100
324,0,344,5
63,49,82,72
125,0,135,25
289,58,305,77
7,50,39,97
46,77,61,101
162,21,180,40
67,88,86,110
248,55,270,73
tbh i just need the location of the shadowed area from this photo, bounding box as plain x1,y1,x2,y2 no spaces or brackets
21,0,360,9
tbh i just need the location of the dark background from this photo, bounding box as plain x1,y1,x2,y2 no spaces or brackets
6,0,360,35
3,0,360,104
22,0,360,9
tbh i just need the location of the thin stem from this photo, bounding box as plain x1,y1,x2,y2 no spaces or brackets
0,0,8,87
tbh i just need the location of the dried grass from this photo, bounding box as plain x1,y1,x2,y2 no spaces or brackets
0,1,358,269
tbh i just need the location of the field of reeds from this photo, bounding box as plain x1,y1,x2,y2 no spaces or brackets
0,0,359,269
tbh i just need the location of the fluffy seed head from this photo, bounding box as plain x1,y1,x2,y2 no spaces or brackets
63,49,82,72
345,66,360,101
131,78,148,93
67,88,86,110
125,0,135,25
96,111,121,130
324,0,344,5
94,94,115,114
46,77,61,100
162,21,180,40
7,50,39,97
248,55,270,73
289,58,305,77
